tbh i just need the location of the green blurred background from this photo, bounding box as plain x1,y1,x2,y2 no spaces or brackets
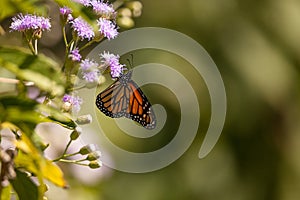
2,0,300,199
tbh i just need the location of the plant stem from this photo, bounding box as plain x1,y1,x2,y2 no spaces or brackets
58,159,89,166
26,38,35,55
62,26,68,48
64,152,80,158
79,40,94,51
0,77,19,84
34,39,38,55
52,138,73,162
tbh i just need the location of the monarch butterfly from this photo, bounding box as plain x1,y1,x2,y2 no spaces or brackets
95,70,156,129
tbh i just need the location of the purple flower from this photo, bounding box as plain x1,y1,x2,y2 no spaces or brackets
69,48,82,61
100,51,119,66
100,51,125,78
60,7,73,22
72,0,91,6
110,62,125,78
79,59,100,83
59,7,72,16
97,18,118,40
70,17,95,41
62,94,83,112
91,0,116,17
10,14,51,32
79,59,98,70
83,70,99,82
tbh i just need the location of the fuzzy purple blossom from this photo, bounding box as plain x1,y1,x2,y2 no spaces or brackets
69,48,82,61
91,0,116,17
72,0,91,6
80,59,98,70
79,59,100,83
59,7,72,16
10,14,51,32
70,17,95,41
110,62,125,78
83,70,99,82
100,51,119,66
100,51,125,78
62,94,83,112
97,18,118,40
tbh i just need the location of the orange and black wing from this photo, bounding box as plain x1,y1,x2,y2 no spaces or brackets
126,80,156,129
95,80,128,118
95,73,156,129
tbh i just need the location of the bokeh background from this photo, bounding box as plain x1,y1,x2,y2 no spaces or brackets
1,0,300,199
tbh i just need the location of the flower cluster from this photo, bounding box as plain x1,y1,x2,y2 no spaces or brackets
79,144,102,169
100,52,125,78
70,17,95,41
62,0,118,42
69,48,82,62
98,18,118,40
5,1,143,194
59,6,72,16
91,0,116,17
62,94,83,112
10,14,51,32
73,0,91,6
79,59,100,83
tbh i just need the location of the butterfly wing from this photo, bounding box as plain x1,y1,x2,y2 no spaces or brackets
126,80,156,129
95,75,156,129
95,80,128,118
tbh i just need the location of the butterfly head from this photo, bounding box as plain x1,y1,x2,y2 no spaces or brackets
119,70,133,85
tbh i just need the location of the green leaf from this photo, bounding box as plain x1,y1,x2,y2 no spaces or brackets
0,95,76,133
0,94,37,108
0,0,47,20
0,46,65,96
10,169,38,200
0,183,12,200
15,133,67,188
38,104,77,129
0,96,49,130
42,159,68,188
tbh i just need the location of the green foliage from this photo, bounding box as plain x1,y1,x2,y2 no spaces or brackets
10,170,39,200
0,183,11,200
0,46,65,96
0,0,46,20
0,1,72,196
0,0,138,199
14,133,67,188
0,95,71,199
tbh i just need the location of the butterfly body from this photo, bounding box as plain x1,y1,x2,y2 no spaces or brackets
96,71,156,129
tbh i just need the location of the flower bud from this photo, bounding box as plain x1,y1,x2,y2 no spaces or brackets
117,8,132,17
79,144,97,155
88,160,102,169
125,1,143,17
76,114,92,125
86,150,102,161
33,30,42,39
117,17,135,29
70,127,82,140
62,102,72,112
